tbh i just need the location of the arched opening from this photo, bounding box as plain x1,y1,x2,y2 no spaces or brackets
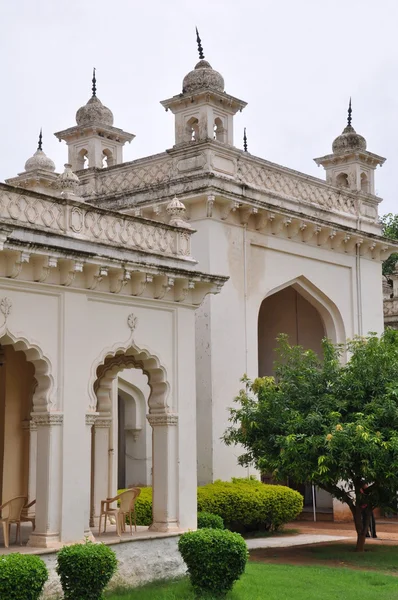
214,117,226,143
186,117,199,142
336,172,349,188
89,344,178,535
258,284,337,517
361,172,369,193
102,148,115,169
77,149,89,170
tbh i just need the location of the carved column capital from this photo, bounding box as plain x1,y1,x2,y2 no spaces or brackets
147,413,178,427
31,412,64,426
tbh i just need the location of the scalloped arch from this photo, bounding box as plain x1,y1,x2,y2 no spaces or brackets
0,325,54,411
88,340,170,415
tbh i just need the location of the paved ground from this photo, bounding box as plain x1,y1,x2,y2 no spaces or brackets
246,534,349,549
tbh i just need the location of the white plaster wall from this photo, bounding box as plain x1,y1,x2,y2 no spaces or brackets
39,536,186,599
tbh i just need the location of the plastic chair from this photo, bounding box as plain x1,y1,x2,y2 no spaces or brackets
99,488,141,537
0,496,28,547
20,499,36,531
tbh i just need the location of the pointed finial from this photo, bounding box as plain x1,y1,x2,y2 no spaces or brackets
243,128,248,152
347,97,352,127
92,68,97,97
196,27,205,60
37,128,43,151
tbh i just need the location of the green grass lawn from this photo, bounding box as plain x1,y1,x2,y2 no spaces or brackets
107,562,398,600
302,542,398,572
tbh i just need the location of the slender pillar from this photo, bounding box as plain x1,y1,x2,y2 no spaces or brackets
28,420,37,514
28,413,63,548
84,413,96,538
147,413,179,532
92,417,111,519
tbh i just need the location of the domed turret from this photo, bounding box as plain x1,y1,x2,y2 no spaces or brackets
75,68,114,126
24,130,56,172
182,59,225,94
332,99,367,155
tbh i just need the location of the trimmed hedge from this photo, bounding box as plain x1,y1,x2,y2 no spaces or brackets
0,553,48,600
198,479,303,532
178,528,248,598
120,479,302,532
56,541,117,600
197,511,224,529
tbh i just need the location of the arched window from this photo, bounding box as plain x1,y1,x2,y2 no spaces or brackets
186,117,199,142
336,172,349,188
77,149,89,170
360,172,369,193
102,149,114,168
214,117,226,143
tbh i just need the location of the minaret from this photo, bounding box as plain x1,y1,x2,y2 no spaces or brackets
6,129,59,195
314,99,385,194
54,69,135,171
160,29,247,147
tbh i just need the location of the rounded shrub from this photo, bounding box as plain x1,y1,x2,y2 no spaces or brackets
178,528,248,598
56,540,117,600
0,553,48,600
197,511,224,529
197,479,303,532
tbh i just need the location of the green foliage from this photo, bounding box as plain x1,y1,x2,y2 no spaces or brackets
0,553,48,600
224,331,398,545
197,511,224,529
56,540,117,600
381,213,398,277
178,528,248,598
197,479,302,532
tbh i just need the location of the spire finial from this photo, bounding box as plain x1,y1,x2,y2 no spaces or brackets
195,27,205,60
92,67,97,97
347,97,352,127
243,127,248,152
37,128,43,151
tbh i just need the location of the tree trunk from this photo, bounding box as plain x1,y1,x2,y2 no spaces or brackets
352,505,368,552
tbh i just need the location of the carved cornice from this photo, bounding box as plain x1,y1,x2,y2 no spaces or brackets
147,413,178,426
85,413,98,426
31,412,64,426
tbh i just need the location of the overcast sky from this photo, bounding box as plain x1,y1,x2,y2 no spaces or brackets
1,0,397,215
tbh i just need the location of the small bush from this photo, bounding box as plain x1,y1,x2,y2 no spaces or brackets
197,511,224,529
197,479,303,532
178,528,248,598
0,553,48,600
56,540,117,600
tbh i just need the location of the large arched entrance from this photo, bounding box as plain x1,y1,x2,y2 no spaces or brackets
257,282,342,518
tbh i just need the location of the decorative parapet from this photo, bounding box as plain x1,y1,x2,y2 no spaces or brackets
0,184,193,260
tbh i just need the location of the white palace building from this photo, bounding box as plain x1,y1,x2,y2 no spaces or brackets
1,32,397,559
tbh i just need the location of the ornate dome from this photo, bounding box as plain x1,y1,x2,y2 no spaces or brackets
182,60,225,94
25,148,56,173
332,124,367,155
76,96,114,127
57,163,80,193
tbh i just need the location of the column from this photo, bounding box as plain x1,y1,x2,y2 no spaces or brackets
147,413,179,532
28,413,63,548
84,413,96,538
28,420,37,515
92,417,111,521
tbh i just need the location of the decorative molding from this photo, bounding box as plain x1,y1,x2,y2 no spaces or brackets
94,417,112,428
0,297,12,323
127,313,138,332
31,413,64,426
85,413,97,427
147,413,178,427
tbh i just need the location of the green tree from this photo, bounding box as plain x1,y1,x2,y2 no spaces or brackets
224,330,398,551
381,213,398,278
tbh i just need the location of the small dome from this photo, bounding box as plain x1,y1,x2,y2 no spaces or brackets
332,124,367,155
76,96,114,127
24,149,56,173
182,60,225,94
57,163,80,193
